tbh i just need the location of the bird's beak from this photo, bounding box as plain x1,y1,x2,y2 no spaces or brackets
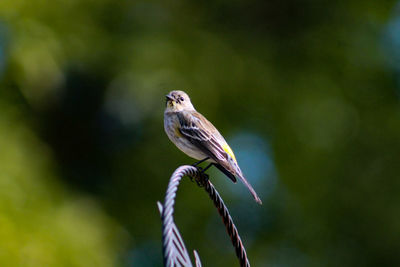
165,94,174,101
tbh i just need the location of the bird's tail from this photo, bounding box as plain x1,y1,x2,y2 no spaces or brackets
237,173,262,205
214,162,262,204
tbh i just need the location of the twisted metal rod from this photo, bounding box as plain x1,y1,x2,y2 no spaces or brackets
197,174,250,267
160,165,250,267
160,166,199,267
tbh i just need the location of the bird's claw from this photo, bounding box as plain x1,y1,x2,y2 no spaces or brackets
188,166,209,187
188,174,203,187
195,176,203,187
196,172,209,187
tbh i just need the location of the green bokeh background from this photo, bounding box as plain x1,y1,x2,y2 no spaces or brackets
1,0,400,266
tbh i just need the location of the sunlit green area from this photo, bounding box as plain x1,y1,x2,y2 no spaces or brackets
1,0,400,266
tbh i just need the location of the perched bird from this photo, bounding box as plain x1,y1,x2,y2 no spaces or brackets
164,90,262,204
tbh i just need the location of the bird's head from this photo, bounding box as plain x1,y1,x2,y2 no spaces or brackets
165,90,195,112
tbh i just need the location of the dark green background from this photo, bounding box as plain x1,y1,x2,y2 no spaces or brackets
0,0,399,266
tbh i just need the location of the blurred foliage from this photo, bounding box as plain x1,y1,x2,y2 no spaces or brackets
0,0,400,266
0,99,125,266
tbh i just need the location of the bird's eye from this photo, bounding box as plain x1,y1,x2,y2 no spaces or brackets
179,97,184,101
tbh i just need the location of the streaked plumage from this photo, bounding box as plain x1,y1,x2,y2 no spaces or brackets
164,90,262,204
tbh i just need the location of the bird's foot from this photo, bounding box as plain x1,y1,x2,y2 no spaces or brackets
192,157,209,167
188,174,204,187
195,169,209,187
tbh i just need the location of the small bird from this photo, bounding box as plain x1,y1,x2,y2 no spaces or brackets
164,90,262,204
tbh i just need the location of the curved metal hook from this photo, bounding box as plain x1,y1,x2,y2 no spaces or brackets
159,165,250,267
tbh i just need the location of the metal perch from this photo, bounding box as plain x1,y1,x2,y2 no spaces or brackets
158,165,251,267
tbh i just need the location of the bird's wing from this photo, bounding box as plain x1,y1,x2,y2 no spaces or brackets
177,111,262,204
177,111,237,184
177,111,228,162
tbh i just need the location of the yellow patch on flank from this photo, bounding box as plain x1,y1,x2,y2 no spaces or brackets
175,128,183,137
222,144,237,162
